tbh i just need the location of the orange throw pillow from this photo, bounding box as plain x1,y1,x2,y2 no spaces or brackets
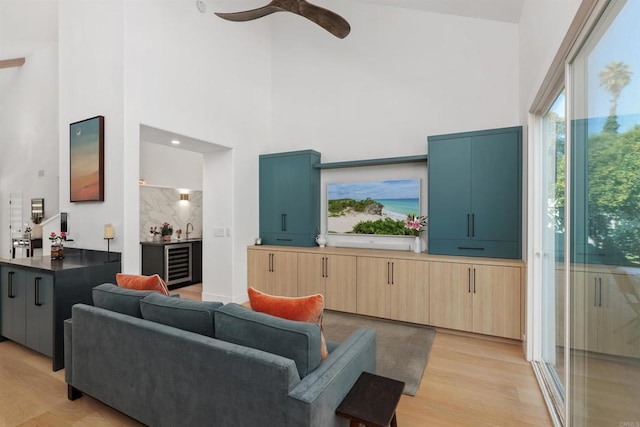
116,273,170,296
248,287,328,360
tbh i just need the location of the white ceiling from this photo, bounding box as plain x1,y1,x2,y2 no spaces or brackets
213,0,526,24
140,125,228,154
355,0,525,23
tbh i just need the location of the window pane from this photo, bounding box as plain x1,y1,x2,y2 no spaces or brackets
570,0,640,424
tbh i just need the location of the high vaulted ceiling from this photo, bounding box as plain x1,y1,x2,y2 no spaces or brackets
355,0,525,23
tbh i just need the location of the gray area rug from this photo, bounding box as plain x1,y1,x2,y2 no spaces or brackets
322,310,435,396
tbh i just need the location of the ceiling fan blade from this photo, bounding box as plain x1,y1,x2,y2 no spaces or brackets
215,5,283,22
297,0,350,39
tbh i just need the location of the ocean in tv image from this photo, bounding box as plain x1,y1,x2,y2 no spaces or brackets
327,179,421,234
376,199,420,217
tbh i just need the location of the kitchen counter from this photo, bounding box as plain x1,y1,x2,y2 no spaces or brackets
0,248,121,273
140,238,202,247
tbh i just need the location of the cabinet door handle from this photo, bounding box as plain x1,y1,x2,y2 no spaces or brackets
468,268,471,293
473,268,476,293
467,214,470,237
281,213,287,231
268,253,273,272
599,277,603,307
35,277,42,306
391,262,394,285
8,271,15,298
471,214,475,237
325,257,329,278
387,262,390,284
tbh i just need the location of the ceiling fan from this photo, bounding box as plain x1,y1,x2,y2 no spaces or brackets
215,0,351,39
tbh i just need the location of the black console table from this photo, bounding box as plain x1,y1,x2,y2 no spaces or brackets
0,249,121,371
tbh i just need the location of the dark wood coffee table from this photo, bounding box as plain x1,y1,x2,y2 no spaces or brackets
336,371,405,427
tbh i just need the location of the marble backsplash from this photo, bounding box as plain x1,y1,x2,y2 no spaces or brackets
140,186,203,242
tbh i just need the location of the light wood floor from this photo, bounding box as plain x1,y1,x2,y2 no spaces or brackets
0,284,552,426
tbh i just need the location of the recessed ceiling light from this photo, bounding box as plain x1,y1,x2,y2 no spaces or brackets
171,139,181,145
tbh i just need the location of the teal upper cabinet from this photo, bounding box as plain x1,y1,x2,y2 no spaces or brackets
428,126,522,259
259,150,321,247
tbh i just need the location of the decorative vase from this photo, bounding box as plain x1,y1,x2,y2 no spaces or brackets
412,236,421,253
315,234,327,248
153,234,161,243
51,243,64,260
162,234,171,242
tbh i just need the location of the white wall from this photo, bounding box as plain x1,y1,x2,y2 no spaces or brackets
519,0,582,118
0,0,59,259
58,0,125,255
121,0,271,302
139,142,203,191
270,1,521,162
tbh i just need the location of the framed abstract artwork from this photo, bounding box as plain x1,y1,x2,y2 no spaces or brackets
70,115,104,202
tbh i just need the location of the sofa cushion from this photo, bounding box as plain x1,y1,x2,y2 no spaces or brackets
140,292,223,337
92,283,157,318
116,273,170,296
248,287,328,359
214,303,322,378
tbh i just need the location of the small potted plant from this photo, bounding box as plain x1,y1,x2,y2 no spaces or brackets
49,231,67,260
405,215,428,253
149,226,161,242
160,222,173,242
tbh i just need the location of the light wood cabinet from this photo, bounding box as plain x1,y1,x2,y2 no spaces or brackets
429,261,521,339
247,246,524,339
429,262,473,331
297,253,357,313
571,265,640,358
247,248,297,297
473,264,521,339
356,257,429,324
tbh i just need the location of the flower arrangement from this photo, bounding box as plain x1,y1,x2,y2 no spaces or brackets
149,226,160,235
404,215,428,236
49,231,67,243
160,222,173,236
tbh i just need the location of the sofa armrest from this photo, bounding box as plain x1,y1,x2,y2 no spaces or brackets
64,319,73,385
287,328,376,426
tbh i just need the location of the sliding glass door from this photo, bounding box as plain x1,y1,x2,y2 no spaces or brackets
569,0,640,424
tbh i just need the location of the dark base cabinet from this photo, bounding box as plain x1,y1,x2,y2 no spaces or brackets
0,249,121,371
141,240,202,289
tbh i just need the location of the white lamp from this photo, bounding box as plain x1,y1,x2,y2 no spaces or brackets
104,224,114,261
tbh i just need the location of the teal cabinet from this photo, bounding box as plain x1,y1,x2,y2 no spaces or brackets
25,271,54,357
1,267,27,344
428,126,522,259
0,268,53,357
259,150,321,247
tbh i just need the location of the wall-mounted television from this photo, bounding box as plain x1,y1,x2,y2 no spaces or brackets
327,178,421,236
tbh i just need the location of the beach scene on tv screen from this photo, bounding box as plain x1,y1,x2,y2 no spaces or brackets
327,179,420,235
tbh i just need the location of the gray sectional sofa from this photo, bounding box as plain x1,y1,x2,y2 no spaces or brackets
64,284,376,427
